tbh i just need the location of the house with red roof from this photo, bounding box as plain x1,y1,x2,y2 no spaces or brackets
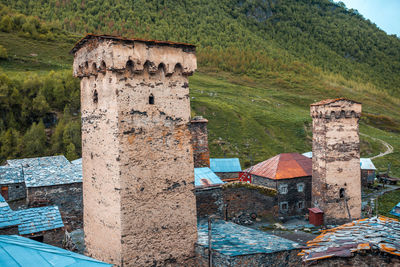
247,153,312,217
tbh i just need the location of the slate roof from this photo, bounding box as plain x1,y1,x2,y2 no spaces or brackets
0,195,19,229
391,202,400,217
7,155,70,168
0,235,111,266
197,220,299,256
23,163,82,187
360,158,376,170
15,206,64,235
210,158,242,173
194,168,224,188
248,153,312,180
0,166,24,184
299,216,400,262
71,158,82,165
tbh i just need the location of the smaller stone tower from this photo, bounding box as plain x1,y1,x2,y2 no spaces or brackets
310,98,362,225
190,116,210,167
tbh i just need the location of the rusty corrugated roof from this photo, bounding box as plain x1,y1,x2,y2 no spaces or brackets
71,34,196,54
310,98,361,106
248,153,311,180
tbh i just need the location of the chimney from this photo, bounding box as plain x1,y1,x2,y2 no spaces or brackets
190,116,210,168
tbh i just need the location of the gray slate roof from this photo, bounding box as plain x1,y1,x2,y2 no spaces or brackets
7,155,70,168
23,163,82,187
0,166,24,184
0,195,20,229
15,206,64,235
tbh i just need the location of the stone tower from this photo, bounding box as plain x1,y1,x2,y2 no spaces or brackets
72,35,197,266
310,98,362,225
190,116,210,168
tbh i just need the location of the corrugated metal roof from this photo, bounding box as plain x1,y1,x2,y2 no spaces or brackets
210,158,242,173
0,235,111,266
15,206,64,235
390,202,400,217
0,195,20,229
248,153,312,180
300,216,400,262
302,152,312,158
360,158,376,170
7,156,70,168
23,163,82,187
194,168,224,187
197,220,299,256
0,166,24,184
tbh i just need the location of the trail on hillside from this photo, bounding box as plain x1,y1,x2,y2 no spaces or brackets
360,133,394,159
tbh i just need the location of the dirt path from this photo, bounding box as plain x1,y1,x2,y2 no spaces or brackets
360,133,394,159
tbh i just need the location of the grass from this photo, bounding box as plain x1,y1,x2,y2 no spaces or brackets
378,189,400,219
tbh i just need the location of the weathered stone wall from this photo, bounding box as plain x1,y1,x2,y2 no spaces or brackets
0,182,26,202
252,175,276,188
22,228,65,248
26,183,82,230
216,172,240,181
195,244,302,267
0,226,19,235
309,252,400,267
196,187,224,218
311,100,362,225
276,177,311,217
190,117,210,168
361,169,375,187
73,36,197,266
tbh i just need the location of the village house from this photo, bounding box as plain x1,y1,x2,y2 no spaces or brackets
248,153,312,218
0,165,26,202
360,158,377,187
210,158,242,182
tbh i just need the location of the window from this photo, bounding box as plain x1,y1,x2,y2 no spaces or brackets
297,201,304,209
280,202,288,211
297,183,305,192
279,184,288,194
340,188,345,198
93,90,98,103
149,94,154,105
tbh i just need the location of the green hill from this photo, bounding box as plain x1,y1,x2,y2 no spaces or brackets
0,1,399,176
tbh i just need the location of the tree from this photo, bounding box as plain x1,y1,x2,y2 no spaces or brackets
22,121,47,157
65,142,78,161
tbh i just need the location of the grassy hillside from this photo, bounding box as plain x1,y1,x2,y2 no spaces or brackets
0,2,399,176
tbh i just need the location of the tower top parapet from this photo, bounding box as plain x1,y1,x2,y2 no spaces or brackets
71,34,197,78
310,98,361,119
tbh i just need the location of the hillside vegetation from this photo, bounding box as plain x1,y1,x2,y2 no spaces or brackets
0,1,399,176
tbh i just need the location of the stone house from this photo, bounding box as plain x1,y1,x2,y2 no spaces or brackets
360,158,376,187
0,166,26,202
210,158,242,182
249,153,312,217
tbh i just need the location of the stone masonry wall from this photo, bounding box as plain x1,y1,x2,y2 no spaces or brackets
190,117,210,168
311,99,362,225
195,187,224,218
73,36,198,266
1,182,26,202
216,172,240,181
27,183,83,230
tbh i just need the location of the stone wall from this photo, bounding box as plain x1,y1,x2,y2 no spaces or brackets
216,172,240,181
311,252,400,267
311,99,362,225
195,187,224,218
73,35,198,266
27,183,82,230
361,169,375,187
1,182,26,202
0,226,19,235
21,228,65,248
190,117,210,168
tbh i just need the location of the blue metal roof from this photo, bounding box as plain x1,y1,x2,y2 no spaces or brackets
0,166,24,184
360,158,376,170
71,158,82,165
7,156,70,168
194,168,224,187
210,158,241,173
0,235,111,266
15,206,64,235
302,152,312,158
0,196,20,229
23,163,82,187
197,220,299,256
390,202,400,217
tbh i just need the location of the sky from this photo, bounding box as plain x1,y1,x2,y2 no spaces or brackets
337,0,400,36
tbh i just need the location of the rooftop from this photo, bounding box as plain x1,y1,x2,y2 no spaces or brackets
248,153,311,180
197,220,299,256
6,155,70,169
310,98,361,106
0,235,111,266
194,167,224,188
299,216,400,262
0,166,24,184
71,34,196,54
23,163,82,187
210,158,242,173
360,158,376,170
0,195,19,229
15,206,64,235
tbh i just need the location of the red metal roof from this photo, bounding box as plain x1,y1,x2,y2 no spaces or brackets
310,98,361,106
248,153,312,180
71,34,196,54
308,207,324,214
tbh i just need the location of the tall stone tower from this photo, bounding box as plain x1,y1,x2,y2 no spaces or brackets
189,116,210,168
310,98,362,225
72,35,198,266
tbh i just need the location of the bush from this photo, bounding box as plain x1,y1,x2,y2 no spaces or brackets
0,45,7,59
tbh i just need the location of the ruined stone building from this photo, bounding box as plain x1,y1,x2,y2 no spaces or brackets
72,34,198,266
310,98,362,224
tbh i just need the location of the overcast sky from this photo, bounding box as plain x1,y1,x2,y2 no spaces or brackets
338,0,400,36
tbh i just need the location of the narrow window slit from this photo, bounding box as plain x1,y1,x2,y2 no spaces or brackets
149,94,154,105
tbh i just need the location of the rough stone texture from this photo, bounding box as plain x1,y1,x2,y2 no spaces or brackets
252,175,311,217
310,99,362,225
21,228,65,248
73,36,197,266
215,172,240,181
361,169,375,187
195,244,302,267
0,183,26,202
308,252,400,267
26,183,83,230
195,187,224,218
0,226,19,235
189,116,210,168
222,186,277,219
